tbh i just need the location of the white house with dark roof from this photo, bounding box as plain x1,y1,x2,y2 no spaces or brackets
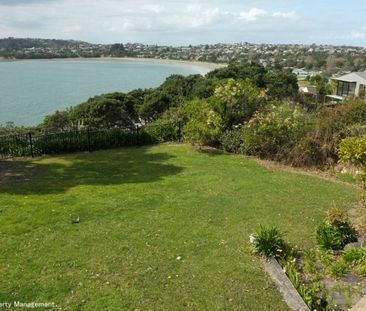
292,68,313,79
330,72,366,100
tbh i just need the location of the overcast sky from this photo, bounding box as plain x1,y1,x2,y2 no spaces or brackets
0,0,365,46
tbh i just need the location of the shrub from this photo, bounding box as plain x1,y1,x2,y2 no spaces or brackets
338,135,366,168
146,119,179,142
359,264,366,276
242,104,310,164
318,250,333,269
306,99,366,166
338,134,366,202
306,282,332,311
213,78,267,126
303,250,317,275
327,207,347,225
343,248,366,265
330,259,347,277
34,128,149,154
219,128,243,153
285,261,332,310
316,211,357,251
182,99,225,146
252,226,290,259
316,222,343,250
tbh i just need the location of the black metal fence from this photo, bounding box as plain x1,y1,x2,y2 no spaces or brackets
0,127,155,159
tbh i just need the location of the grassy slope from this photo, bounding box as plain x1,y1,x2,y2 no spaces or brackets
0,144,359,310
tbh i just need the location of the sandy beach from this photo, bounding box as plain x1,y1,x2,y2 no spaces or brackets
0,57,19,63
100,57,227,75
0,56,226,75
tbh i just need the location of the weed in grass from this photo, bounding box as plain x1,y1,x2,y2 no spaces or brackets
318,249,334,268
330,259,348,278
302,282,332,311
343,248,366,266
304,249,317,275
284,261,300,288
285,260,332,310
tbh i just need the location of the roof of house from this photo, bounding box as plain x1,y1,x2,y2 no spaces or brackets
333,72,366,84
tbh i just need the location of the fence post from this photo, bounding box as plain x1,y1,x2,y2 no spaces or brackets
28,132,34,158
87,128,92,152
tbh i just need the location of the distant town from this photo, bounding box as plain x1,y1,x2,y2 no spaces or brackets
1,37,366,76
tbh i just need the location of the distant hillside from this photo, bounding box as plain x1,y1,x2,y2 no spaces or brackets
1,37,366,74
0,37,108,59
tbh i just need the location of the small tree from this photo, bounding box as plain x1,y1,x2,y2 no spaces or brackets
213,78,266,126
242,103,309,160
264,70,299,100
338,135,366,201
182,99,224,146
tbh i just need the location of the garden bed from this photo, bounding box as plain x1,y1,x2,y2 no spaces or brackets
253,207,366,310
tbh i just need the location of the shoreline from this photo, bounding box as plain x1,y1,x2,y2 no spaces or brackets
102,57,227,75
0,56,227,75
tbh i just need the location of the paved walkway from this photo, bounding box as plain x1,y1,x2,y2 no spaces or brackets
351,296,366,311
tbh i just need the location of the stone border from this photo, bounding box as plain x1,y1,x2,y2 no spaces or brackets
264,258,310,311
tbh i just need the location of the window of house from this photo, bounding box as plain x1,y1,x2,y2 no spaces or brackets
336,81,357,97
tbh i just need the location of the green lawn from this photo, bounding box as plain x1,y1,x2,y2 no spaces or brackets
298,80,313,87
0,144,360,310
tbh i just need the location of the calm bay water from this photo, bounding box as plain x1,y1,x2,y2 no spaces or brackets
0,59,205,126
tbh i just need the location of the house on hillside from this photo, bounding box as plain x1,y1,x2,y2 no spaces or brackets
292,68,313,79
328,72,366,101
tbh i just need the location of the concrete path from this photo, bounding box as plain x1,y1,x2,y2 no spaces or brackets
351,296,366,311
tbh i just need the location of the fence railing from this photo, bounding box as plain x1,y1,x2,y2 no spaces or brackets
0,127,155,159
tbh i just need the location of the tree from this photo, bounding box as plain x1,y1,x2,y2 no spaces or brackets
42,110,72,133
182,99,224,146
189,77,216,99
70,94,135,128
309,74,332,96
109,43,126,57
264,70,299,100
213,79,267,126
138,74,213,121
87,98,133,128
139,91,173,121
242,104,309,160
206,63,267,87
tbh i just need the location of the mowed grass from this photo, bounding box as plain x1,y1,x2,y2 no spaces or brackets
0,144,360,310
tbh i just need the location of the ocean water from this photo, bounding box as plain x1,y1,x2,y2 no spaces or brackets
0,59,206,126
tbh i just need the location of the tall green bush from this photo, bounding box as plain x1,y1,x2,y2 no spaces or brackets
213,78,267,126
307,99,366,166
316,208,357,250
182,99,225,146
338,134,366,200
242,104,310,163
219,128,243,153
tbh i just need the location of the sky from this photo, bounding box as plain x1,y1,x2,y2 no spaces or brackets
0,0,365,46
